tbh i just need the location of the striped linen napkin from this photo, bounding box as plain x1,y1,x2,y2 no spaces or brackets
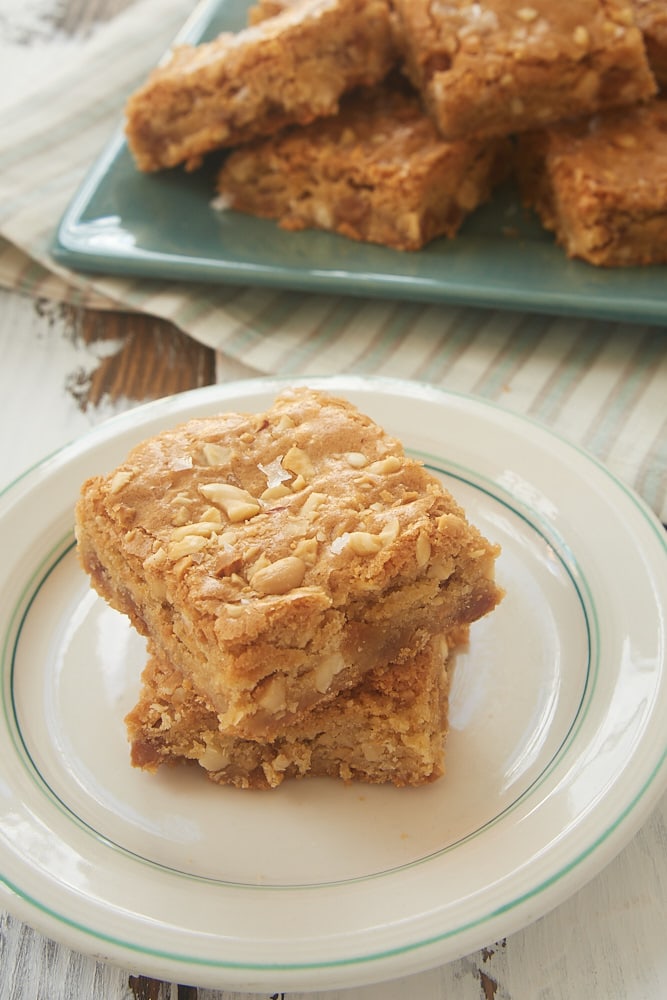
0,0,665,522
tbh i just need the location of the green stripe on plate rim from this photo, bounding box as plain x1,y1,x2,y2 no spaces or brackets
3,459,593,885
0,440,664,972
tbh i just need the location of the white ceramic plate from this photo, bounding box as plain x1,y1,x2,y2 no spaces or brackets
1,375,665,992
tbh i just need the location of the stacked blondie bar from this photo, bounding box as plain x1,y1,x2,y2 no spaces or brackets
124,0,667,266
76,389,503,788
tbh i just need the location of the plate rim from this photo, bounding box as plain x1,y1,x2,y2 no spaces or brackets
1,374,666,991
6,461,594,890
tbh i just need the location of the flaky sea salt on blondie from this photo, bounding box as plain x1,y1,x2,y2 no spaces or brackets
126,634,456,789
76,389,502,738
391,0,657,141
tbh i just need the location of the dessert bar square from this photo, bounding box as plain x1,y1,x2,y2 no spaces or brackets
124,0,397,172
390,0,657,141
125,634,456,789
76,388,502,738
517,98,667,266
215,81,510,251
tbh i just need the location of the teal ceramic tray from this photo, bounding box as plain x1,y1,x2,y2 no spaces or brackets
52,0,667,325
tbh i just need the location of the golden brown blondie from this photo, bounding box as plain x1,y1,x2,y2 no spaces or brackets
216,81,510,250
517,98,667,266
126,634,456,789
124,0,397,172
76,389,502,738
390,0,657,141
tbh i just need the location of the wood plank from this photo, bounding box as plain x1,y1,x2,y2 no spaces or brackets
0,292,214,1000
0,293,215,490
62,305,216,406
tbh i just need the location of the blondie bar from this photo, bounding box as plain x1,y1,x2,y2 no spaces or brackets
126,634,456,789
215,81,510,250
124,0,396,172
517,98,667,266
390,0,657,141
76,389,502,737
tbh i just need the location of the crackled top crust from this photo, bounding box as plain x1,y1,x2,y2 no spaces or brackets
543,98,667,180
76,388,503,734
80,388,487,636
125,0,396,171
391,0,657,139
520,98,667,212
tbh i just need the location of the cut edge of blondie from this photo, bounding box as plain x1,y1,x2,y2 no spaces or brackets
215,81,511,251
125,630,464,789
125,0,397,171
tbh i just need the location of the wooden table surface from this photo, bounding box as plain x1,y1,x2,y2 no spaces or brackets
1,2,666,998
